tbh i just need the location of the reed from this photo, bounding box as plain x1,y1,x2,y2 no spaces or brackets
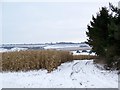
1,50,97,72
1,50,73,72
73,55,97,60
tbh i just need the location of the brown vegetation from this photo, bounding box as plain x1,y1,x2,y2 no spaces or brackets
73,55,97,60
1,50,73,72
1,50,97,72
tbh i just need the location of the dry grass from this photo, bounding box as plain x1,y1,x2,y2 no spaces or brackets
0,53,2,72
1,50,97,72
1,50,73,72
73,55,97,60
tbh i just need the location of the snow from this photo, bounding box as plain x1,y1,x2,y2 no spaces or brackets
0,44,91,53
44,44,91,51
44,44,80,49
0,48,8,52
1,60,118,88
10,47,27,51
72,51,96,56
0,48,27,52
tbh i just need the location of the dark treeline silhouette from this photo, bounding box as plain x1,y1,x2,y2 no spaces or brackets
86,3,120,70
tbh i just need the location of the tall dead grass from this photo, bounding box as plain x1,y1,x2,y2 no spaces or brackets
73,55,97,60
2,50,73,72
1,50,97,72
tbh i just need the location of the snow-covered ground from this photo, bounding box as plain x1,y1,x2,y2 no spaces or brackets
0,48,94,56
44,44,81,49
0,43,91,54
71,50,96,56
0,48,27,52
1,60,118,88
44,44,91,51
0,48,8,52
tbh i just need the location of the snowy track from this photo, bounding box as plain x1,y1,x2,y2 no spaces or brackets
1,60,118,88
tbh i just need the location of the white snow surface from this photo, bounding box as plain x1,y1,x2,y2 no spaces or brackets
72,51,96,56
0,48,8,52
44,44,80,49
10,48,27,51
1,60,118,88
0,48,27,52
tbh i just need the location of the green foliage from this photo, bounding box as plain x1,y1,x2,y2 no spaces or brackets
86,3,120,70
86,7,110,57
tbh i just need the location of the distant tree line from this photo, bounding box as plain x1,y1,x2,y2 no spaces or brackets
86,3,120,70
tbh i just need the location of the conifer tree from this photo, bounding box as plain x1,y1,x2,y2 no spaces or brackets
86,3,120,70
86,7,110,57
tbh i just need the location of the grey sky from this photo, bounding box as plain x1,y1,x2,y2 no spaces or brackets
1,0,119,44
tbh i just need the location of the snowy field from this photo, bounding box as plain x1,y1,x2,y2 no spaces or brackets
1,60,118,88
0,44,118,88
0,48,27,52
71,50,96,56
0,43,91,52
0,44,94,55
44,44,81,49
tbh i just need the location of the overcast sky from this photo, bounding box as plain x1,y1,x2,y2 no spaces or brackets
1,0,119,44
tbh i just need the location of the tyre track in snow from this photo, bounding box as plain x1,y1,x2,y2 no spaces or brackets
1,60,118,88
69,60,116,88
70,61,90,87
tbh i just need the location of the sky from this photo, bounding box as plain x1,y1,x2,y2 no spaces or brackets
1,0,119,44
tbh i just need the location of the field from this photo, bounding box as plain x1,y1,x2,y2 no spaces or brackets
0,50,118,88
1,60,118,88
1,50,97,72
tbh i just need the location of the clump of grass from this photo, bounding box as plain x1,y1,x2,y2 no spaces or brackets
2,50,73,72
1,50,97,72
73,55,97,60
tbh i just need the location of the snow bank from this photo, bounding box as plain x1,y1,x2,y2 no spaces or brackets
1,60,118,88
